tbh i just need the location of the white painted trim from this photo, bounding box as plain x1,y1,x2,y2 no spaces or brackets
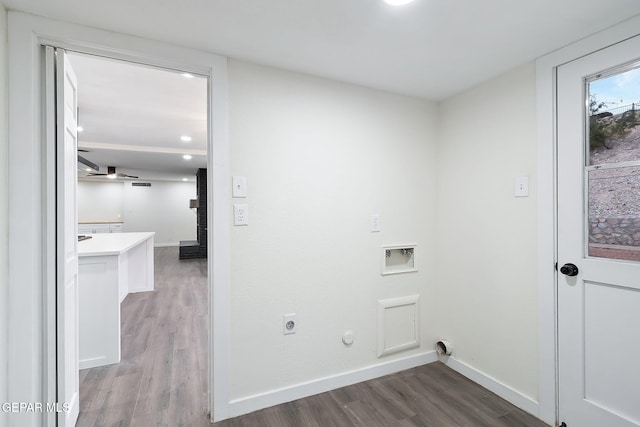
227,351,438,419
8,14,49,426
209,45,231,424
43,44,59,427
535,12,640,427
7,11,230,425
535,47,559,427
444,357,539,418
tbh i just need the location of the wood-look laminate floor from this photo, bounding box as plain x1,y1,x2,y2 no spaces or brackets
215,362,550,427
77,246,210,427
77,246,549,427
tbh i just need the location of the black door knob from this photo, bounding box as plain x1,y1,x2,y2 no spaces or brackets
560,263,579,277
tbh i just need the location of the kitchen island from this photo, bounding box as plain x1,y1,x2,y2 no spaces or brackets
78,232,155,369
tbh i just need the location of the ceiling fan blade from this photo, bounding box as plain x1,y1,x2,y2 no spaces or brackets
118,173,139,179
78,154,99,172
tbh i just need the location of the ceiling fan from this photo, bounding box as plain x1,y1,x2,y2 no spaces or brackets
87,166,139,179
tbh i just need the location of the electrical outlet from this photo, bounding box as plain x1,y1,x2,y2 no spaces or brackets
234,204,249,226
283,313,297,335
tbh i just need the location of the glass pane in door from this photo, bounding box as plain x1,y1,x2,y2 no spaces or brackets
588,166,640,261
587,66,640,261
588,67,640,166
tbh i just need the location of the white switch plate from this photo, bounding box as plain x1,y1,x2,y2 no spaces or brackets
232,176,247,198
515,176,529,197
371,214,381,232
233,204,249,226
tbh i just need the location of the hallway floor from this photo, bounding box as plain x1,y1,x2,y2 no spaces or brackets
77,247,209,426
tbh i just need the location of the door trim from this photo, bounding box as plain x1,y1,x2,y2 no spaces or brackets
536,12,640,426
7,11,230,424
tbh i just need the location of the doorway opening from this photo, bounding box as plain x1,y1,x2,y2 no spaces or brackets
64,51,211,425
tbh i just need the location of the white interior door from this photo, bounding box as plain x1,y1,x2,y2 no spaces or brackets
55,47,81,426
557,34,640,427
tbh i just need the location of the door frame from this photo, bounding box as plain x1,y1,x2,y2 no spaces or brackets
7,11,231,424
536,13,640,426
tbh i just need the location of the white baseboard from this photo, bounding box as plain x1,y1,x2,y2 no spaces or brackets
443,356,539,417
223,352,540,421
227,350,438,418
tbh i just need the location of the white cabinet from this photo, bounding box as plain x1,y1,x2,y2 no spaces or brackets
78,232,155,369
78,223,123,234
78,224,109,234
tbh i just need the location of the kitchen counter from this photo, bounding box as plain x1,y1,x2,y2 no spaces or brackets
78,232,155,369
78,231,154,256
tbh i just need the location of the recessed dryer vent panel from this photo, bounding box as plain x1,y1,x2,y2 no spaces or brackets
382,244,417,275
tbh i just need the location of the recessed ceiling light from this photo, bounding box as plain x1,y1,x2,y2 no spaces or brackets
183,154,192,160
384,0,415,5
107,174,117,179
77,126,84,132
181,73,194,79
85,168,92,172
182,178,188,182
180,135,192,142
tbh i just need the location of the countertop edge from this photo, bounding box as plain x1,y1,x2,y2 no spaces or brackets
78,232,155,257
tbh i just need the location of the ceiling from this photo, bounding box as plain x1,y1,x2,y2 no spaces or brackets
5,1,640,179
69,53,207,182
6,0,640,100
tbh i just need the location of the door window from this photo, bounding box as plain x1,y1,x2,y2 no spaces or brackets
587,66,640,261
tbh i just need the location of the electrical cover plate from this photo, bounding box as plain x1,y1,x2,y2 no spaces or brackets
232,176,248,198
283,313,297,335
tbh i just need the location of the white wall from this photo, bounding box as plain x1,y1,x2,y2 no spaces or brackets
77,180,125,223
77,180,197,245
227,60,439,400
122,180,197,245
435,63,539,400
0,3,8,425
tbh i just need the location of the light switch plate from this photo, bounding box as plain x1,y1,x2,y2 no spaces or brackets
515,176,529,197
232,176,248,198
371,214,381,232
234,204,249,226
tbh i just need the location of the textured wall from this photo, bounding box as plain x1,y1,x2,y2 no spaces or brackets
435,62,539,400
227,59,439,400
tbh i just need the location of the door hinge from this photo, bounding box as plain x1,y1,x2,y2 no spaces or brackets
555,262,558,271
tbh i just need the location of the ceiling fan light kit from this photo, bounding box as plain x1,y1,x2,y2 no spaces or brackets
87,166,139,180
